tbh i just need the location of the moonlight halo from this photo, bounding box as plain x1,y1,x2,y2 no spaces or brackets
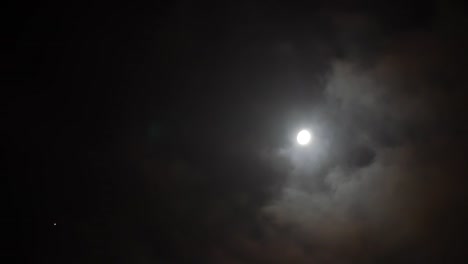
297,129,312,145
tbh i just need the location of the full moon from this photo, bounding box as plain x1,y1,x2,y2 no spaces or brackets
297,129,312,145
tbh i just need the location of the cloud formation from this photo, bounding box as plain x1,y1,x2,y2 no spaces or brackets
211,8,468,262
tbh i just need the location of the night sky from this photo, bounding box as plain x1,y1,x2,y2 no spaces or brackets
7,1,468,263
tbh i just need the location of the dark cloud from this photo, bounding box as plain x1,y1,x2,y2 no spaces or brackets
256,6,468,262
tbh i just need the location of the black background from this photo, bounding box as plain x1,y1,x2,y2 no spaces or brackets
6,1,468,263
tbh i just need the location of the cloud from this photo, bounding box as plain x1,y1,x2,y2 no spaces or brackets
253,22,468,262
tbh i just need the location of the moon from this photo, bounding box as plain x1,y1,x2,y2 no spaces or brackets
297,129,312,145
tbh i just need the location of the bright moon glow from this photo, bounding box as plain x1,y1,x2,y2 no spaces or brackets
297,130,312,145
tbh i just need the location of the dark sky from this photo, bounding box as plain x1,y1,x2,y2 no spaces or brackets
6,1,468,263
